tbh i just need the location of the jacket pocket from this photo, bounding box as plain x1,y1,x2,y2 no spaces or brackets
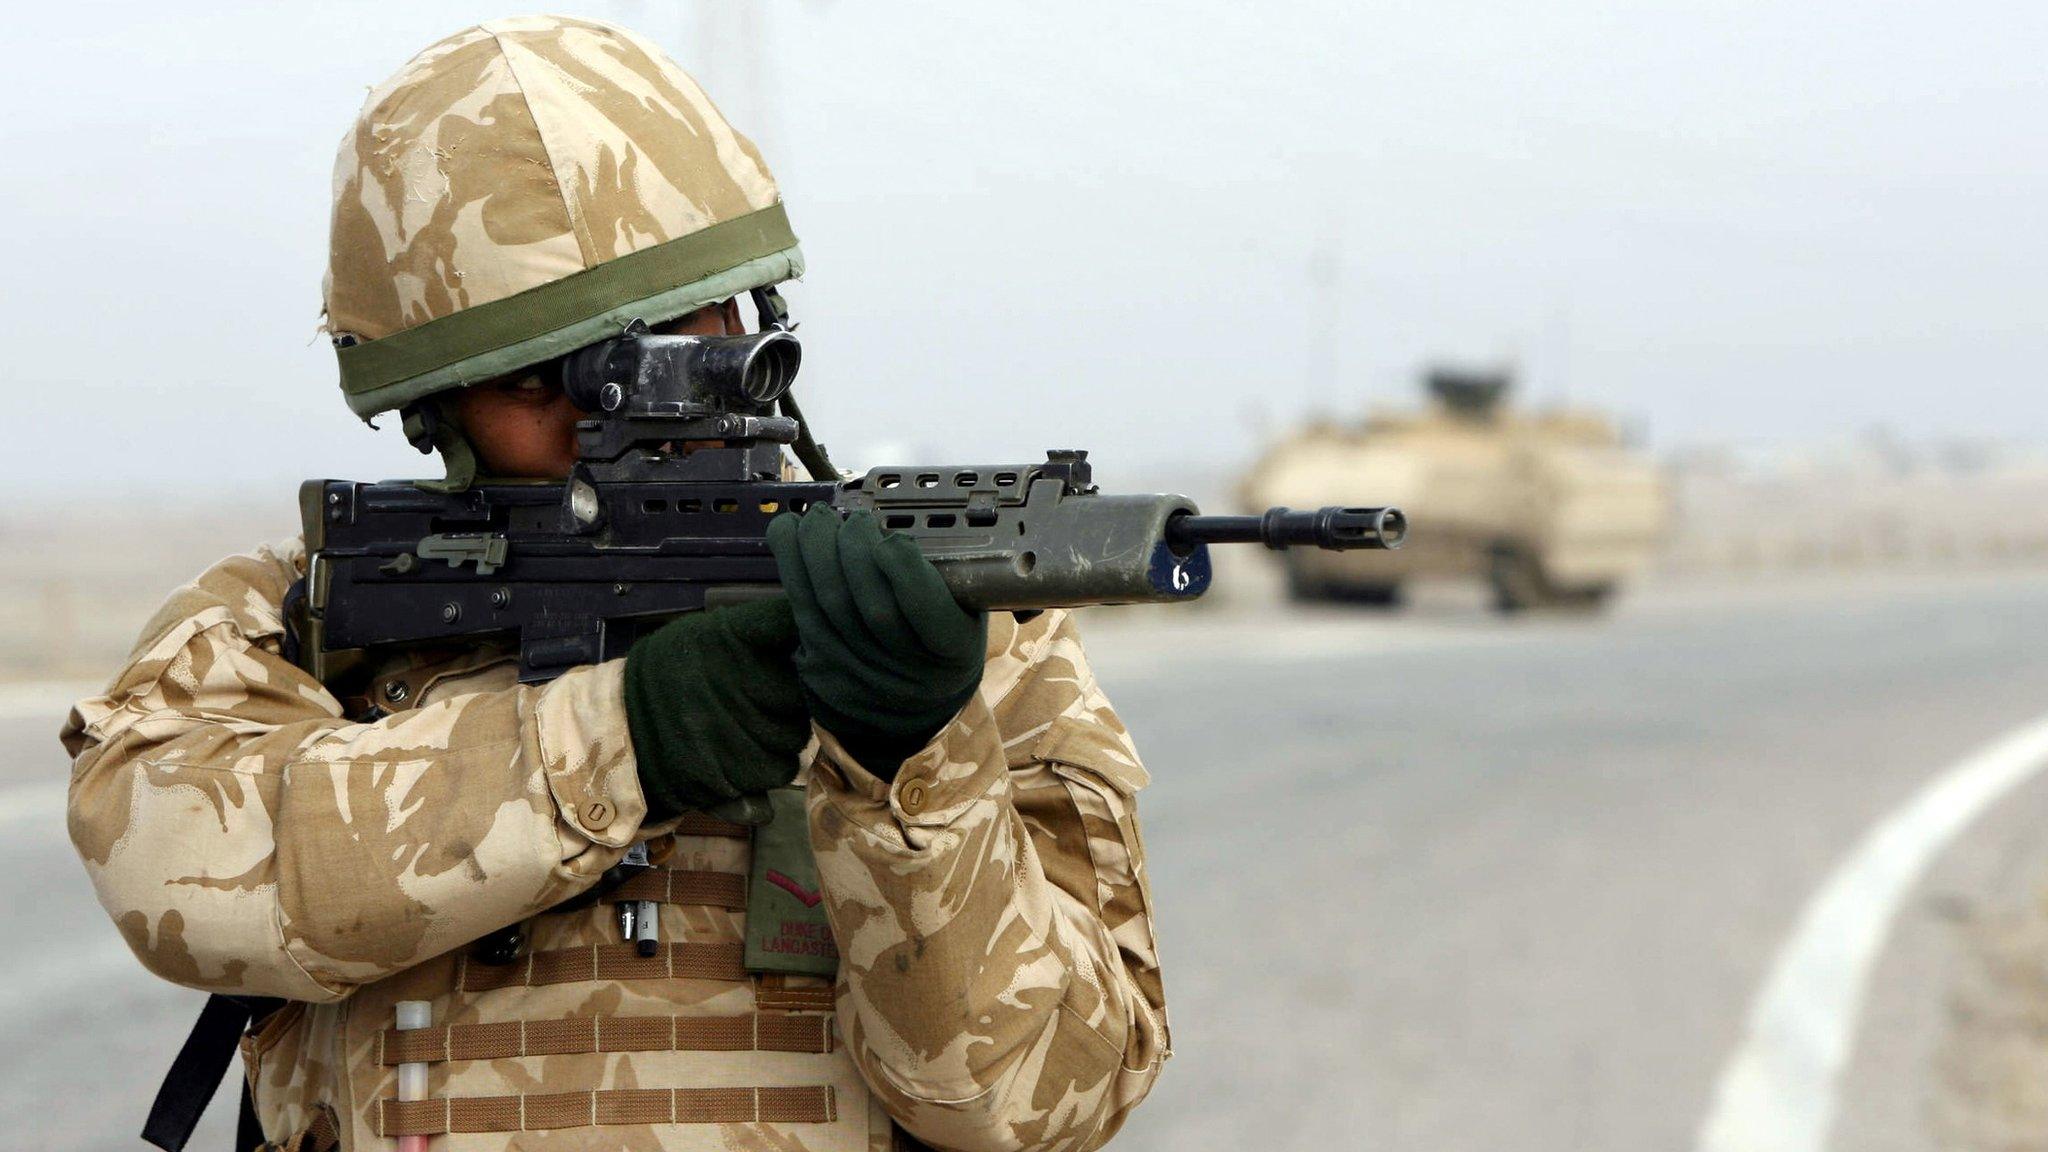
240,1002,321,1146
1028,712,1169,1070
254,1103,341,1152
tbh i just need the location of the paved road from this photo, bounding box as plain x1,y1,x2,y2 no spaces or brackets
6,570,2047,1151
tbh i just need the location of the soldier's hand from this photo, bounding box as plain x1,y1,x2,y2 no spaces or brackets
622,597,811,820
767,506,988,779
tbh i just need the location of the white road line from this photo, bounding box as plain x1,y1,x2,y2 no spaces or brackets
1697,712,2048,1152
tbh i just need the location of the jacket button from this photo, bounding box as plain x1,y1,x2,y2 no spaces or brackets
583,800,614,828
898,780,928,815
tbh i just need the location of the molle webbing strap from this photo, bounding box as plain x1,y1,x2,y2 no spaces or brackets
378,1085,836,1136
674,812,752,839
754,976,838,1014
336,203,800,416
460,941,744,992
378,1011,832,1065
611,867,746,909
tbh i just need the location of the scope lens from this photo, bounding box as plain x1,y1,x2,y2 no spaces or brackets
739,336,801,403
560,343,619,412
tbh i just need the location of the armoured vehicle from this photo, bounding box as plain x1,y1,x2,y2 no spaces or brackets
1240,366,1667,610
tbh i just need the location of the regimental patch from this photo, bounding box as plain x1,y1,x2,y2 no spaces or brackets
744,787,839,977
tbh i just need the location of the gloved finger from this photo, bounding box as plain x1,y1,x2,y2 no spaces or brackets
693,648,804,791
811,513,944,695
794,505,872,656
873,530,986,659
716,595,800,656
768,511,835,649
724,638,810,734
833,512,925,664
775,511,929,703
766,513,808,600
746,713,814,762
702,567,811,727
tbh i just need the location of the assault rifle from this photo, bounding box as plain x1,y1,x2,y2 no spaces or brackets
293,321,1404,689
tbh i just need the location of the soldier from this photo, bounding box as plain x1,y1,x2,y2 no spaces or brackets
64,16,1167,1152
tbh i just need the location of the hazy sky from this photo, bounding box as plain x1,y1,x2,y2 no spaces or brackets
3,1,2043,500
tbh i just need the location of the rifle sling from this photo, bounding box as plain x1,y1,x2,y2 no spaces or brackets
142,993,283,1151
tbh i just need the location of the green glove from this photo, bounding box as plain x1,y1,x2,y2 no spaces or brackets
622,597,811,821
766,506,989,779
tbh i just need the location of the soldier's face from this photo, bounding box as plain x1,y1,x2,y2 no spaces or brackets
451,299,745,479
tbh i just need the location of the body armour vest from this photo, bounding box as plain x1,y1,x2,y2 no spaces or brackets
244,647,894,1152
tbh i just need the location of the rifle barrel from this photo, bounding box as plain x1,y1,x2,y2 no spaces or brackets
1167,506,1406,551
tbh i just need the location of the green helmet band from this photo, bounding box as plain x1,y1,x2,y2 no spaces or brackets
337,202,802,419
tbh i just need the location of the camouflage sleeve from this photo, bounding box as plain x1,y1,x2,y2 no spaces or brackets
61,541,645,1002
806,609,1170,1152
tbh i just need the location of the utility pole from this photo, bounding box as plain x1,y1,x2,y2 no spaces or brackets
1547,296,1572,409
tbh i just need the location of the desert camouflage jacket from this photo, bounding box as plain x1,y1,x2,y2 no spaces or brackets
63,539,1169,1152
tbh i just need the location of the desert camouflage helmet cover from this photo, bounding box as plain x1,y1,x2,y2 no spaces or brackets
323,15,803,418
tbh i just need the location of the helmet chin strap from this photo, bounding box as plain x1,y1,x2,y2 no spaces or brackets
750,285,839,483
749,283,792,333
399,397,479,492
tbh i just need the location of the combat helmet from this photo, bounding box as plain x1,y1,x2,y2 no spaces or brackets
322,15,803,452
